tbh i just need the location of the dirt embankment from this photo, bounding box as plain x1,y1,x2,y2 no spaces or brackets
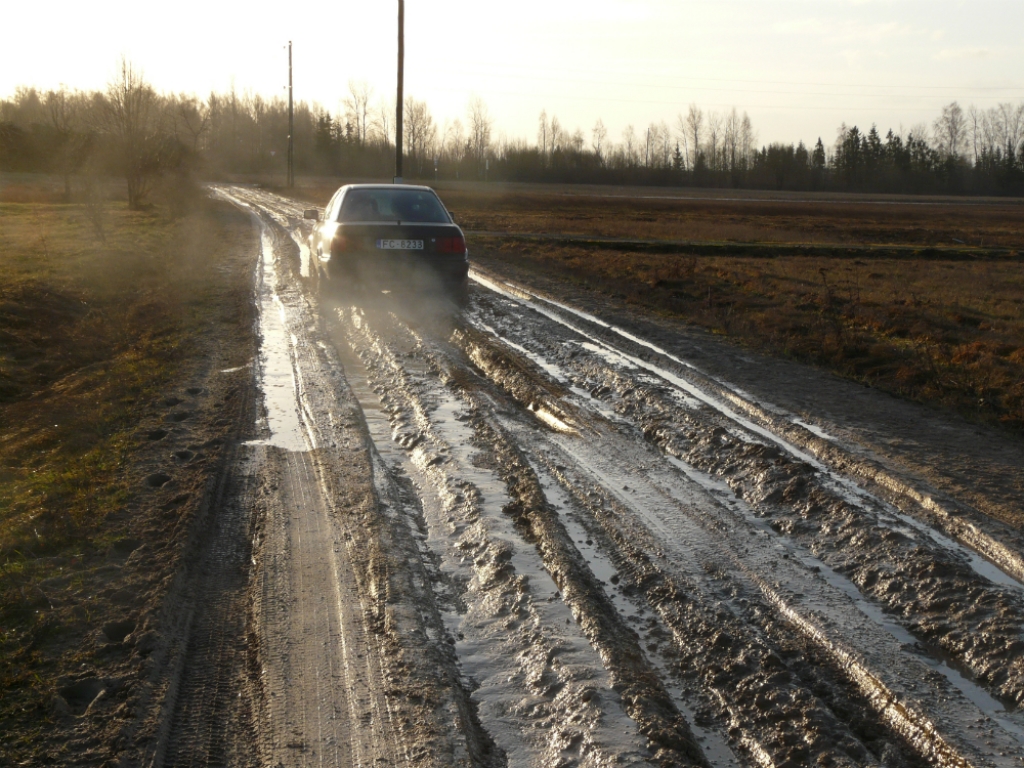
0,194,259,765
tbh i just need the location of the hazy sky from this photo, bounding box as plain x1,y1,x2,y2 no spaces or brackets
4,0,1023,148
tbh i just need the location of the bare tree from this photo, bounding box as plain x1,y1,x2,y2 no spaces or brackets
570,128,585,154
658,120,672,168
907,122,930,149
967,104,983,164
740,112,755,169
933,101,967,160
592,118,607,161
45,85,79,135
538,109,548,157
404,96,436,167
344,80,373,145
724,108,741,172
994,102,1024,156
172,94,210,154
44,86,90,198
677,132,690,171
685,104,704,170
369,98,393,147
102,56,164,209
243,91,266,159
706,111,722,171
224,80,241,160
443,118,466,168
1,86,47,125
980,109,999,156
675,113,690,168
622,125,638,167
467,95,492,161
549,114,564,153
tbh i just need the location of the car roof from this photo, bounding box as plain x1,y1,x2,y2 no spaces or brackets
338,183,438,194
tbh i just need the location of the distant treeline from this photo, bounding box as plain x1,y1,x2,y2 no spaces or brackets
3,66,1024,202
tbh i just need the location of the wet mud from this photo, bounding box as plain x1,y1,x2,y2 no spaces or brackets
176,187,1024,768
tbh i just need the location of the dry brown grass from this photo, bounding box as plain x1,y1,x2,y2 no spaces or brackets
0,191,252,753
440,188,1023,249
0,197,248,551
0,183,67,204
288,179,1023,248
480,236,1024,430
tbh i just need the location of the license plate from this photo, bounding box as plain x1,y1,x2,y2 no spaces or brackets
376,239,423,250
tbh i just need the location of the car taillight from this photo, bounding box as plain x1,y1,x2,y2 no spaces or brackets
436,236,466,254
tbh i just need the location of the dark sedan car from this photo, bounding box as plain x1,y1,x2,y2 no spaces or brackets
304,184,469,302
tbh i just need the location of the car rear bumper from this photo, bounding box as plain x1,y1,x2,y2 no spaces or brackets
324,252,468,289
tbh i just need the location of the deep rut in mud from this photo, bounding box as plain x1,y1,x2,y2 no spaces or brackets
186,187,1024,768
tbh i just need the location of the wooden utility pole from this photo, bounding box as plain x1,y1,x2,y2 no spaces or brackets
287,41,294,187
395,0,404,183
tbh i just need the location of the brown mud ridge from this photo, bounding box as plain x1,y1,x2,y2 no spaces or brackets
486,297,1024,707
60,187,1024,768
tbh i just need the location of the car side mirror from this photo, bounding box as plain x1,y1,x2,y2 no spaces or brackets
303,208,320,221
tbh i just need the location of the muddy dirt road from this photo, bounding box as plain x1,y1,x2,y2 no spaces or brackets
158,186,1024,768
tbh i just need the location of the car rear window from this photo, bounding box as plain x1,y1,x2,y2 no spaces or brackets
338,189,450,223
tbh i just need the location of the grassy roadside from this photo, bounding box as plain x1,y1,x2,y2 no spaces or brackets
427,184,1022,247
0,189,254,759
434,186,1024,433
477,236,1024,431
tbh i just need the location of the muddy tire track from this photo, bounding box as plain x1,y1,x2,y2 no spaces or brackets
215,190,499,768
335,302,673,766
576,344,1024,707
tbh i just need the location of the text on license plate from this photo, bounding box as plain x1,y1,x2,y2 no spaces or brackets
376,239,424,250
